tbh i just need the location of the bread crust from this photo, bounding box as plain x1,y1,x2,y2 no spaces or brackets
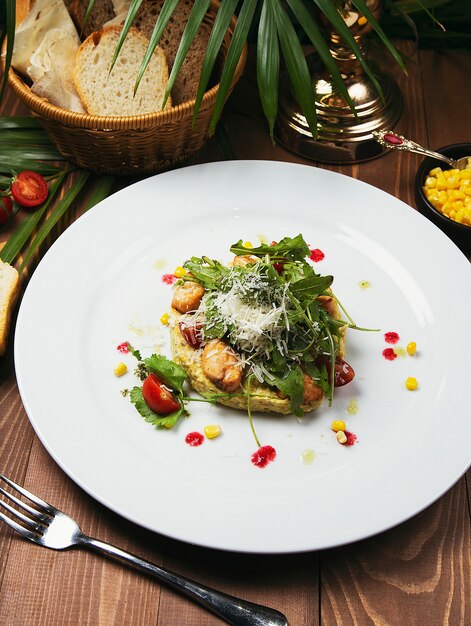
0,262,21,356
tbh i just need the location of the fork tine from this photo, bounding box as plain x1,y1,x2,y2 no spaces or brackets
0,473,55,513
0,510,41,543
0,497,48,532
0,485,51,522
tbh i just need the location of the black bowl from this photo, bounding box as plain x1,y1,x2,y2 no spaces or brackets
414,143,471,252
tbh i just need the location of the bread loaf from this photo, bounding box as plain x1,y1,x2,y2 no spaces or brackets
0,261,20,357
73,25,171,116
134,0,211,104
68,0,116,37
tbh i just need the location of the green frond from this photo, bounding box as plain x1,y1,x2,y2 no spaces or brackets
272,0,318,137
257,0,279,139
209,0,258,135
192,0,240,125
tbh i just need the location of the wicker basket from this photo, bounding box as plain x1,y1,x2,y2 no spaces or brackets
4,2,246,175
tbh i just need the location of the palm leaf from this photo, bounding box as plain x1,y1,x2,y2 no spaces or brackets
209,0,258,135
110,0,146,71
83,175,116,211
352,0,406,69
0,146,64,161
272,0,318,137
257,0,279,138
0,171,68,265
83,0,97,30
286,0,355,113
163,0,213,106
313,0,383,97
0,117,44,130
0,158,63,176
0,130,56,144
18,170,91,272
133,0,180,95
192,0,240,124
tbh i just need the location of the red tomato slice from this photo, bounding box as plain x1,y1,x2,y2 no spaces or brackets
11,171,48,208
0,196,13,225
142,373,180,415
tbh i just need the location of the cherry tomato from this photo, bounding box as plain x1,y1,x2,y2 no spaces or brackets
0,196,13,225
142,373,180,415
331,357,355,387
179,319,203,349
318,356,355,387
11,171,48,208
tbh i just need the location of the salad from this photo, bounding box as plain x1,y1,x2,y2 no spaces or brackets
127,235,365,432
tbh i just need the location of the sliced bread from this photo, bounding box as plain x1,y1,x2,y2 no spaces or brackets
0,261,20,357
134,0,211,104
73,25,171,116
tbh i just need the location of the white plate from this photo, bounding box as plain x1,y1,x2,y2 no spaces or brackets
15,161,471,553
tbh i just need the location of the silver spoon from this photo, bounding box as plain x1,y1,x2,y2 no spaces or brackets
373,130,471,170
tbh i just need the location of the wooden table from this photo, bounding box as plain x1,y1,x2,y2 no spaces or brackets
1,43,470,625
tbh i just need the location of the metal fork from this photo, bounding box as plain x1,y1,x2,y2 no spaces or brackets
0,473,288,626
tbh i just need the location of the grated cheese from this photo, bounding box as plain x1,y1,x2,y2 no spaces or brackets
200,268,292,361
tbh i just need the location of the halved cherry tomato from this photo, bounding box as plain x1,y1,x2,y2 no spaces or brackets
11,171,48,208
179,319,203,349
0,196,13,225
142,373,180,415
318,356,355,387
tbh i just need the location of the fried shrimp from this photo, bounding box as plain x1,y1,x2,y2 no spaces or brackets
202,339,242,392
171,281,205,313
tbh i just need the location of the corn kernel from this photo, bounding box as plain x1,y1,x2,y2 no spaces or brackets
405,377,418,391
406,341,417,356
114,362,128,377
358,15,367,25
337,430,347,444
160,312,169,325
423,161,471,226
243,241,253,249
331,419,346,432
174,266,187,278
204,424,222,439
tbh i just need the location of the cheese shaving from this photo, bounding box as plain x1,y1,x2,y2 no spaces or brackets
200,268,292,360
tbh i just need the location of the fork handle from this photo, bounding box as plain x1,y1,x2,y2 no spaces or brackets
81,536,288,626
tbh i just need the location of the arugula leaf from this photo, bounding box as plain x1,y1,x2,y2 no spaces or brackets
268,365,305,416
126,342,142,361
144,354,187,393
183,256,229,290
130,387,185,428
305,360,330,397
230,234,310,261
290,274,333,301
